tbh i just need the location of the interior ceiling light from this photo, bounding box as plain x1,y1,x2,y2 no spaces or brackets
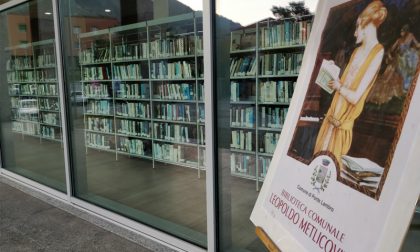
105,9,111,13
44,12,52,15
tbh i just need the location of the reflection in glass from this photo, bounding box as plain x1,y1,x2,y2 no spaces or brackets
0,0,66,192
60,0,206,247
215,0,315,251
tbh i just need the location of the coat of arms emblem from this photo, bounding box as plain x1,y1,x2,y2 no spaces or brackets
311,159,332,192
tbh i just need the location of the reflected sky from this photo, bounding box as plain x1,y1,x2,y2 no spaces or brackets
178,0,318,26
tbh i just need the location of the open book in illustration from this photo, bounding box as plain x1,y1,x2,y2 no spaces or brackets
341,155,384,190
315,59,341,94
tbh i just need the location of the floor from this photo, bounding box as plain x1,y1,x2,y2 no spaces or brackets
2,132,264,250
0,181,152,252
3,132,418,251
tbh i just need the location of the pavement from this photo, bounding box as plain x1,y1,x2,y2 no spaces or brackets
0,181,153,252
1,178,418,252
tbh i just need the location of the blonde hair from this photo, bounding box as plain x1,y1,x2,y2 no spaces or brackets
359,0,387,28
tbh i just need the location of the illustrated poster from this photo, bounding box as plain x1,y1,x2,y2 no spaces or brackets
251,0,420,251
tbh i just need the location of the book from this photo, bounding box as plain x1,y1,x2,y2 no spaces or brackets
315,59,341,94
341,155,384,175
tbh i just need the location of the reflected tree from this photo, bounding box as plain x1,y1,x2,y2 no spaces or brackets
271,1,312,19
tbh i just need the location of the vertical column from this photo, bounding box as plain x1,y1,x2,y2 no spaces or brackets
204,0,216,251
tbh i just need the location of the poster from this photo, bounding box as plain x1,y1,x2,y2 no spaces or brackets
250,0,420,251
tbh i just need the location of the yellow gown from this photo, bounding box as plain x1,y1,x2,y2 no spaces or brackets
313,44,383,168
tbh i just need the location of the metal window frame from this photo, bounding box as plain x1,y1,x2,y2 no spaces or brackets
0,0,217,251
204,0,216,251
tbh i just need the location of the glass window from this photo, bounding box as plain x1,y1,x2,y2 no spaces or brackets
59,0,206,247
214,0,316,251
0,0,67,192
214,0,420,251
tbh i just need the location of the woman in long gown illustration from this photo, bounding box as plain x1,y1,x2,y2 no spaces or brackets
313,0,387,168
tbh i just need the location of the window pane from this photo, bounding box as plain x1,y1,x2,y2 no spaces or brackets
0,0,66,192
59,0,206,247
214,0,316,250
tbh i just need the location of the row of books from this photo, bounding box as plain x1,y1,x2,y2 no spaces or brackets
12,121,39,135
259,81,295,103
41,125,59,140
82,66,111,81
85,102,202,128
83,130,204,166
84,83,111,98
230,153,255,176
258,156,271,178
87,117,114,133
115,102,150,118
41,112,60,126
38,83,58,96
81,61,202,81
117,137,149,156
115,83,149,99
231,130,253,151
259,52,303,76
113,42,148,61
113,64,144,80
260,106,288,129
230,56,257,77
230,107,255,128
153,143,195,164
149,35,196,58
7,70,56,82
39,98,59,111
80,47,110,64
7,71,35,82
259,19,313,48
82,37,204,63
6,57,33,71
85,100,112,115
150,61,195,79
36,51,55,67
117,119,151,137
36,69,56,82
230,152,271,178
154,103,192,122
154,123,192,143
86,132,112,149
16,84,36,95
153,83,195,100
260,132,280,154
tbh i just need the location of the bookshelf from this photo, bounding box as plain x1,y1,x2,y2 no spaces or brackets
6,39,62,143
79,12,205,174
229,16,313,190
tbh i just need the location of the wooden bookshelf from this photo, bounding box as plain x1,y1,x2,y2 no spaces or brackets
6,39,63,143
229,15,313,190
78,12,205,174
